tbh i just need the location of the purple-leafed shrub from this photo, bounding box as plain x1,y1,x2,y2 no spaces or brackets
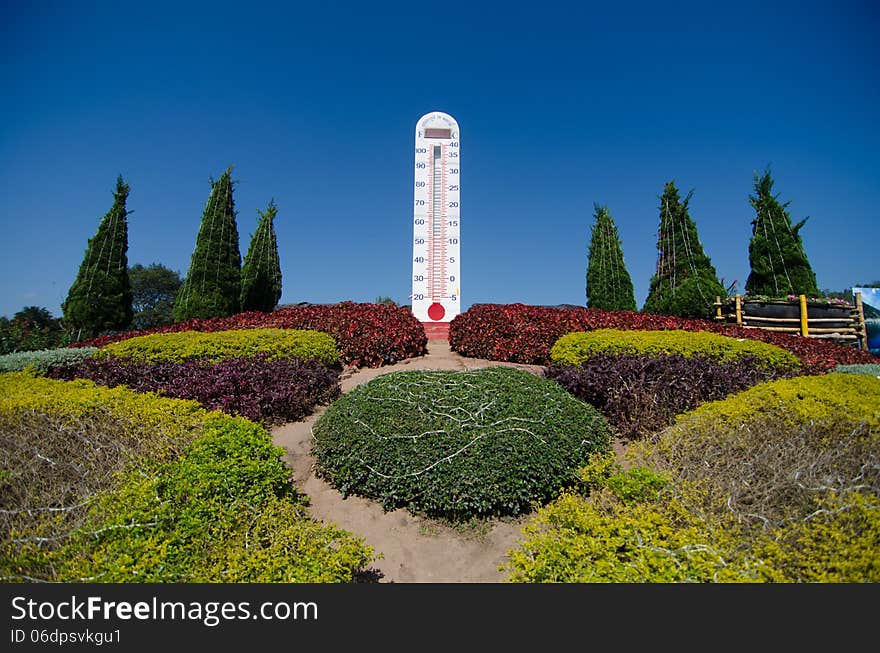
49,355,340,425
544,353,794,439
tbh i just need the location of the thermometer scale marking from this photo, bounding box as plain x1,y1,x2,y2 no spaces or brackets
412,112,460,323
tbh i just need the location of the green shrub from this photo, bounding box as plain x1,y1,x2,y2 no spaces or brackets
0,347,98,374
505,482,752,583
51,417,373,582
313,367,611,520
507,374,880,582
173,166,242,322
96,328,338,365
550,329,800,371
836,363,880,378
643,273,725,320
642,181,726,320
0,372,373,582
750,491,880,583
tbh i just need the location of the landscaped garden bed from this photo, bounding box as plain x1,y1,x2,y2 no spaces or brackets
505,373,880,582
71,302,428,368
4,300,877,584
450,303,877,372
49,355,340,426
48,329,341,425
545,329,800,439
0,372,374,582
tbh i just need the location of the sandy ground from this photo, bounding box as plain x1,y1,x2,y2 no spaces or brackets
270,340,546,583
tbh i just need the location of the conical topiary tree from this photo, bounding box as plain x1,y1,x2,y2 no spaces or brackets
173,166,242,322
586,204,636,311
643,181,725,319
745,169,819,297
240,200,282,312
62,176,133,340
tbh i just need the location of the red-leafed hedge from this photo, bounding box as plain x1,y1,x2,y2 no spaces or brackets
71,303,428,368
449,304,877,373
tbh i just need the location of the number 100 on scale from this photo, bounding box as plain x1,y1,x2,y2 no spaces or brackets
412,111,460,323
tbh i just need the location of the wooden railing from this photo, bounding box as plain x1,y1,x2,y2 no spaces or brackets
714,293,869,350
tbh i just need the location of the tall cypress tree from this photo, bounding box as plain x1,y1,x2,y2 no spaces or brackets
745,169,819,297
643,181,725,319
240,200,282,312
586,204,636,311
173,166,242,322
62,176,133,339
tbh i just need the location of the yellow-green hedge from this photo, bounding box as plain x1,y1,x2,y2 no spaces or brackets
95,328,339,365
0,371,206,460
666,372,880,433
550,329,800,370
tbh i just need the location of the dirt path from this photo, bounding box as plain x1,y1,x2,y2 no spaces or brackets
271,340,545,583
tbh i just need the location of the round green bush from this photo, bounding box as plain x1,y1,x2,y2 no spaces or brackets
312,367,611,520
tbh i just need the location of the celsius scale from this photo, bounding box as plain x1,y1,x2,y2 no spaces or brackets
411,111,460,323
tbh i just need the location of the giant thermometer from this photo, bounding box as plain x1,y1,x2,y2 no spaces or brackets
412,111,460,323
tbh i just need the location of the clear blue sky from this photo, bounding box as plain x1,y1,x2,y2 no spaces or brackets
2,0,878,319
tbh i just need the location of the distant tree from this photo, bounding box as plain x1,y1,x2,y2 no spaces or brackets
173,166,242,321
643,181,725,319
62,176,133,340
745,169,819,297
585,204,636,311
129,263,183,329
0,317,11,355
0,306,67,354
822,281,880,304
240,200,282,312
375,296,397,306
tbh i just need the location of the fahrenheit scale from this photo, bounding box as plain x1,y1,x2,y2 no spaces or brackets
412,111,460,323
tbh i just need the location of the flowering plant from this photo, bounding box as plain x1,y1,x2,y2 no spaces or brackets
741,293,851,307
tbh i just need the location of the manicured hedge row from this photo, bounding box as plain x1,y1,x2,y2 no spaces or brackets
545,353,791,439
0,371,206,451
550,329,799,371
49,356,340,425
658,371,880,432
0,372,374,582
72,302,428,368
449,303,877,372
312,367,611,520
0,346,98,374
95,328,338,365
507,373,880,582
